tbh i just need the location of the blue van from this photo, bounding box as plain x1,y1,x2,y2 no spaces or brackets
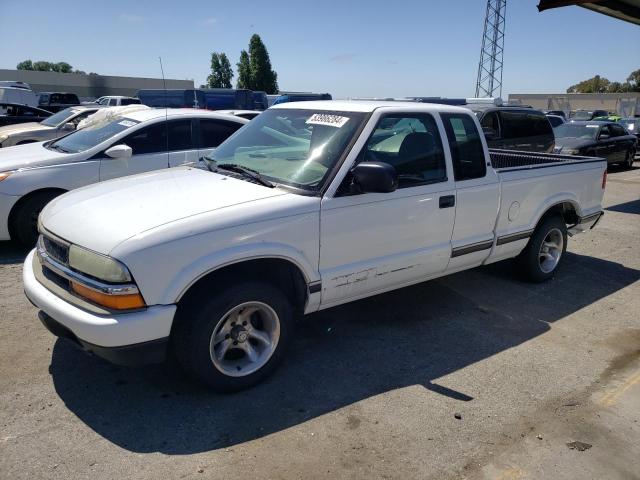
252,91,268,110
137,89,204,108
272,92,332,105
202,89,254,110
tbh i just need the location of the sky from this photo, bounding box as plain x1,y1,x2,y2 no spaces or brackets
0,0,638,99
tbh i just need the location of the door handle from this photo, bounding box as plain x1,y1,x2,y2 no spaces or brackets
439,195,455,208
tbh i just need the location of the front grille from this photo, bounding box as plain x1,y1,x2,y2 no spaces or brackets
41,235,69,265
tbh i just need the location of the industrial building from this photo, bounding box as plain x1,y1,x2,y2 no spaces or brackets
508,92,640,117
0,69,194,100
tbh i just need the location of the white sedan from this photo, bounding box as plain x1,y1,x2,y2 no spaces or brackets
0,108,248,245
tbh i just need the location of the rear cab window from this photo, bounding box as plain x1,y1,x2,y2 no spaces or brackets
441,113,487,181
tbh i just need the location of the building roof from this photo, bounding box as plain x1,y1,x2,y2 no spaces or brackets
537,0,640,26
124,108,248,123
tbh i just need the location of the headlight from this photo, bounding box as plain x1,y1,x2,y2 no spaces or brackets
66,245,145,310
0,171,12,182
563,148,580,155
68,245,132,283
0,135,8,144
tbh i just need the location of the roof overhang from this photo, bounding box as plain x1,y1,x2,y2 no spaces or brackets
537,0,640,25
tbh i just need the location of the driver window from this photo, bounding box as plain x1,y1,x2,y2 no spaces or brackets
359,114,447,188
599,125,611,138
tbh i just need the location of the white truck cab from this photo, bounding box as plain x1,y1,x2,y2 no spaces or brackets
23,101,606,391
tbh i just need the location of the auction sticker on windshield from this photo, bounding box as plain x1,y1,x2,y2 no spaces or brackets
306,114,350,128
118,120,137,127
586,125,599,128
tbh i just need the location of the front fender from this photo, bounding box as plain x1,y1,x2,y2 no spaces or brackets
153,242,320,306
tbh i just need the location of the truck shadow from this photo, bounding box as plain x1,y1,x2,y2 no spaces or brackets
0,241,30,265
48,252,640,455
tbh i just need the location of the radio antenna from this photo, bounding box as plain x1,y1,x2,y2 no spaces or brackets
159,56,169,155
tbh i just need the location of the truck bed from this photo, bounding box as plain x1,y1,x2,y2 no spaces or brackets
489,149,604,171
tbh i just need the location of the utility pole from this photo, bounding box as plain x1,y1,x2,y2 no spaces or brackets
475,0,507,98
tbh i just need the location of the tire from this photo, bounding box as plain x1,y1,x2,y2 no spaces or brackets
622,149,635,170
517,215,567,283
174,282,294,392
10,191,62,246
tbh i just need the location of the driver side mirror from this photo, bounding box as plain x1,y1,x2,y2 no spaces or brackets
105,144,133,159
61,122,75,131
352,162,398,193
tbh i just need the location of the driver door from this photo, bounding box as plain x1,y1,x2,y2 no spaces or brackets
99,122,169,181
319,113,456,308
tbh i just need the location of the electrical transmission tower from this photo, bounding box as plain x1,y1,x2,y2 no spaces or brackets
475,0,507,98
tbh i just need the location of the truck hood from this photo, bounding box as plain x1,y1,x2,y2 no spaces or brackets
0,122,51,137
41,167,291,254
0,141,69,171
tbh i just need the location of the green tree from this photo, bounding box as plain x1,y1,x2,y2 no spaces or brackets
567,75,610,93
248,34,278,94
207,52,234,88
52,62,73,73
626,69,640,92
236,50,252,89
32,61,53,71
16,60,33,70
606,81,626,93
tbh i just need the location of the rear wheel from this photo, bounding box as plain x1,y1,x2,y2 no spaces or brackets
517,215,567,283
9,191,63,246
174,282,293,392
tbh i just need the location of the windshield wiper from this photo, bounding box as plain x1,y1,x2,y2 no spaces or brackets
47,143,71,153
209,161,275,188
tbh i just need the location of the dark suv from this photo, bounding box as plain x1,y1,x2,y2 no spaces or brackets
472,106,554,152
38,92,80,113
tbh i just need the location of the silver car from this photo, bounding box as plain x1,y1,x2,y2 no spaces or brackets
0,105,102,148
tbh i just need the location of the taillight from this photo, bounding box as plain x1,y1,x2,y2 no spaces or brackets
602,170,607,189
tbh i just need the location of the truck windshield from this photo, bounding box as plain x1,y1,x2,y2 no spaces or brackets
207,109,367,191
554,124,599,139
46,117,139,154
40,108,77,127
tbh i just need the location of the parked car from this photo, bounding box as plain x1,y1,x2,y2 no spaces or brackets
0,105,102,148
0,86,39,107
0,108,248,245
553,121,637,169
473,106,555,152
546,114,565,128
619,117,639,140
543,110,567,120
92,96,141,107
593,115,622,122
272,92,332,105
216,110,262,120
0,103,52,127
38,92,81,113
570,109,608,121
23,100,606,391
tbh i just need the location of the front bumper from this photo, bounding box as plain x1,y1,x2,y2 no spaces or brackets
23,250,176,365
0,192,20,241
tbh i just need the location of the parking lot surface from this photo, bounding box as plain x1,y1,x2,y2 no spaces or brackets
1,165,639,480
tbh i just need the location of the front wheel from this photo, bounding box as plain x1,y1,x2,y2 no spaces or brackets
517,215,567,283
174,282,294,392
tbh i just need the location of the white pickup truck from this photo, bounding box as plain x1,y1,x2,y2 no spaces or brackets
23,101,606,391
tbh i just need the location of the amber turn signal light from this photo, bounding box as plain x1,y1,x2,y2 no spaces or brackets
71,282,146,310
